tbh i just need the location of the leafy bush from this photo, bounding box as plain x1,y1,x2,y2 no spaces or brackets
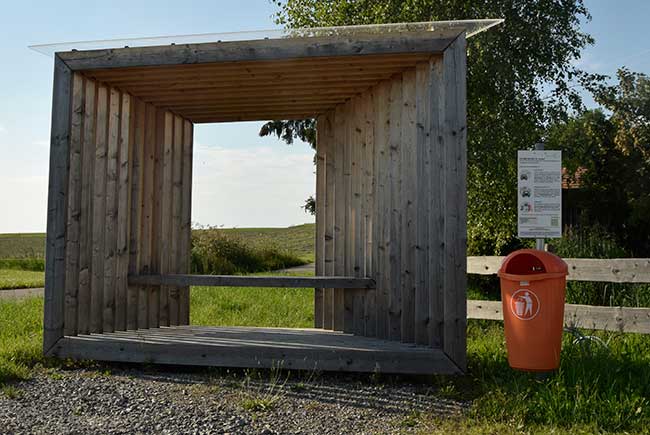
190,229,307,275
552,225,650,307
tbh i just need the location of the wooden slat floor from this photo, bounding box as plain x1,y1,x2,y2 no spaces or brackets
51,325,459,375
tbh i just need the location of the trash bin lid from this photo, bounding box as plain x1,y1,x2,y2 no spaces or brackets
498,249,568,279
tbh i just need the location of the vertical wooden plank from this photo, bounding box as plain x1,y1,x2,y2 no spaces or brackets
158,111,174,327
102,88,120,333
323,111,336,330
387,75,403,342
115,93,131,331
178,120,193,326
149,108,164,328
77,78,96,335
63,73,84,337
169,115,184,326
428,57,445,349
343,99,355,333
351,96,366,336
401,70,417,343
363,90,377,338
373,80,390,340
141,105,157,329
314,115,327,329
333,104,346,332
90,85,109,334
442,36,468,370
44,56,72,352
128,98,145,330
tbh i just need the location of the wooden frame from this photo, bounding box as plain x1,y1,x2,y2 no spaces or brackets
44,26,470,375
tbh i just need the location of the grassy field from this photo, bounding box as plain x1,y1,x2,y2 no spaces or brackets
0,224,316,290
1,289,648,433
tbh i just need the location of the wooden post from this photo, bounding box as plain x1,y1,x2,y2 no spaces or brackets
314,115,326,329
44,56,72,353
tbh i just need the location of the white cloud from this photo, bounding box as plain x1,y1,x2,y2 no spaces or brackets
191,143,315,228
0,124,6,134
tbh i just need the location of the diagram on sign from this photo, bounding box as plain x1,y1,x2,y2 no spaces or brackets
517,150,562,238
510,289,541,320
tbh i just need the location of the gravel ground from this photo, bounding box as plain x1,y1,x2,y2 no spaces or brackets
0,365,469,434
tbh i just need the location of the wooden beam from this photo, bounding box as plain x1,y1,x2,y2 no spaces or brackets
467,257,650,283
59,30,462,70
128,274,376,289
44,55,72,353
467,300,650,335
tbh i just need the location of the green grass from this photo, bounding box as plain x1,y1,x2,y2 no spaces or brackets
217,224,315,263
0,269,45,290
0,233,46,258
0,292,648,433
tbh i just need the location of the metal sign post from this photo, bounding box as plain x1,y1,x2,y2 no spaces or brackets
535,142,546,251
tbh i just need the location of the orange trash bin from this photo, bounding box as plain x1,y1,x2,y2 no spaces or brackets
497,249,568,371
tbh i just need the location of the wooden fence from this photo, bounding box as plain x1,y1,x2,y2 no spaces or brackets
466,257,650,334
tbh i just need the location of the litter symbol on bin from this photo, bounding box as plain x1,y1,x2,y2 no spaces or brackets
510,289,540,320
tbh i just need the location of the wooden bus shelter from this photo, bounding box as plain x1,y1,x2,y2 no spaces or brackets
38,20,502,375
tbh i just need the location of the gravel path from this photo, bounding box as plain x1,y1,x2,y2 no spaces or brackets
0,366,468,434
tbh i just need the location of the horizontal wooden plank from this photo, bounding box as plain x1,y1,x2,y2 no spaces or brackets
467,299,650,334
128,274,376,289
50,325,460,374
59,31,461,70
467,256,650,283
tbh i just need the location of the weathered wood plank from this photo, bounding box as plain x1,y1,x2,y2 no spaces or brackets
128,98,146,330
351,96,365,336
90,84,109,334
400,69,417,344
323,111,336,330
169,115,184,326
102,88,121,333
63,72,84,336
343,99,355,333
149,109,165,328
441,35,467,371
128,274,376,289
53,325,461,375
333,104,346,332
115,92,132,331
178,120,193,326
44,56,72,353
59,31,463,70
77,78,96,335
159,111,174,327
467,300,650,335
363,89,376,338
388,75,403,342
467,256,650,283
373,80,390,340
140,104,156,328
314,115,327,329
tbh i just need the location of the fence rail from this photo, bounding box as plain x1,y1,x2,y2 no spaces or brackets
467,256,650,334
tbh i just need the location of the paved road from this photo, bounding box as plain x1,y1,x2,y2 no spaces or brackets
0,287,44,300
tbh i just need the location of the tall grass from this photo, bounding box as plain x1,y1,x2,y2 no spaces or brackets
0,257,45,272
0,298,44,384
191,228,307,275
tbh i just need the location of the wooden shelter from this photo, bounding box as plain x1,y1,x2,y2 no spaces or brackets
38,20,502,375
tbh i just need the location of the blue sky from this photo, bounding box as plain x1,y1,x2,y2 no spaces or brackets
0,0,648,233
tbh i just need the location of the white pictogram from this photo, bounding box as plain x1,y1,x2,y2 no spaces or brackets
510,289,540,320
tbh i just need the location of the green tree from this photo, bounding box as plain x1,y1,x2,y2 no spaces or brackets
547,70,650,255
261,0,601,254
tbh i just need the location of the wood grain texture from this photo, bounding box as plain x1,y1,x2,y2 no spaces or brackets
441,35,467,371
52,325,461,375
333,104,346,332
323,111,336,330
60,31,462,70
343,99,355,334
178,120,193,326
115,92,132,331
400,69,417,343
44,56,72,352
158,111,174,327
169,115,184,326
129,274,376,289
64,73,84,336
314,115,327,329
363,90,377,338
77,78,96,335
90,85,109,334
102,88,121,333
467,300,650,334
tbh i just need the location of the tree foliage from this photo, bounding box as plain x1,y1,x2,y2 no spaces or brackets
262,0,600,253
547,70,650,256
